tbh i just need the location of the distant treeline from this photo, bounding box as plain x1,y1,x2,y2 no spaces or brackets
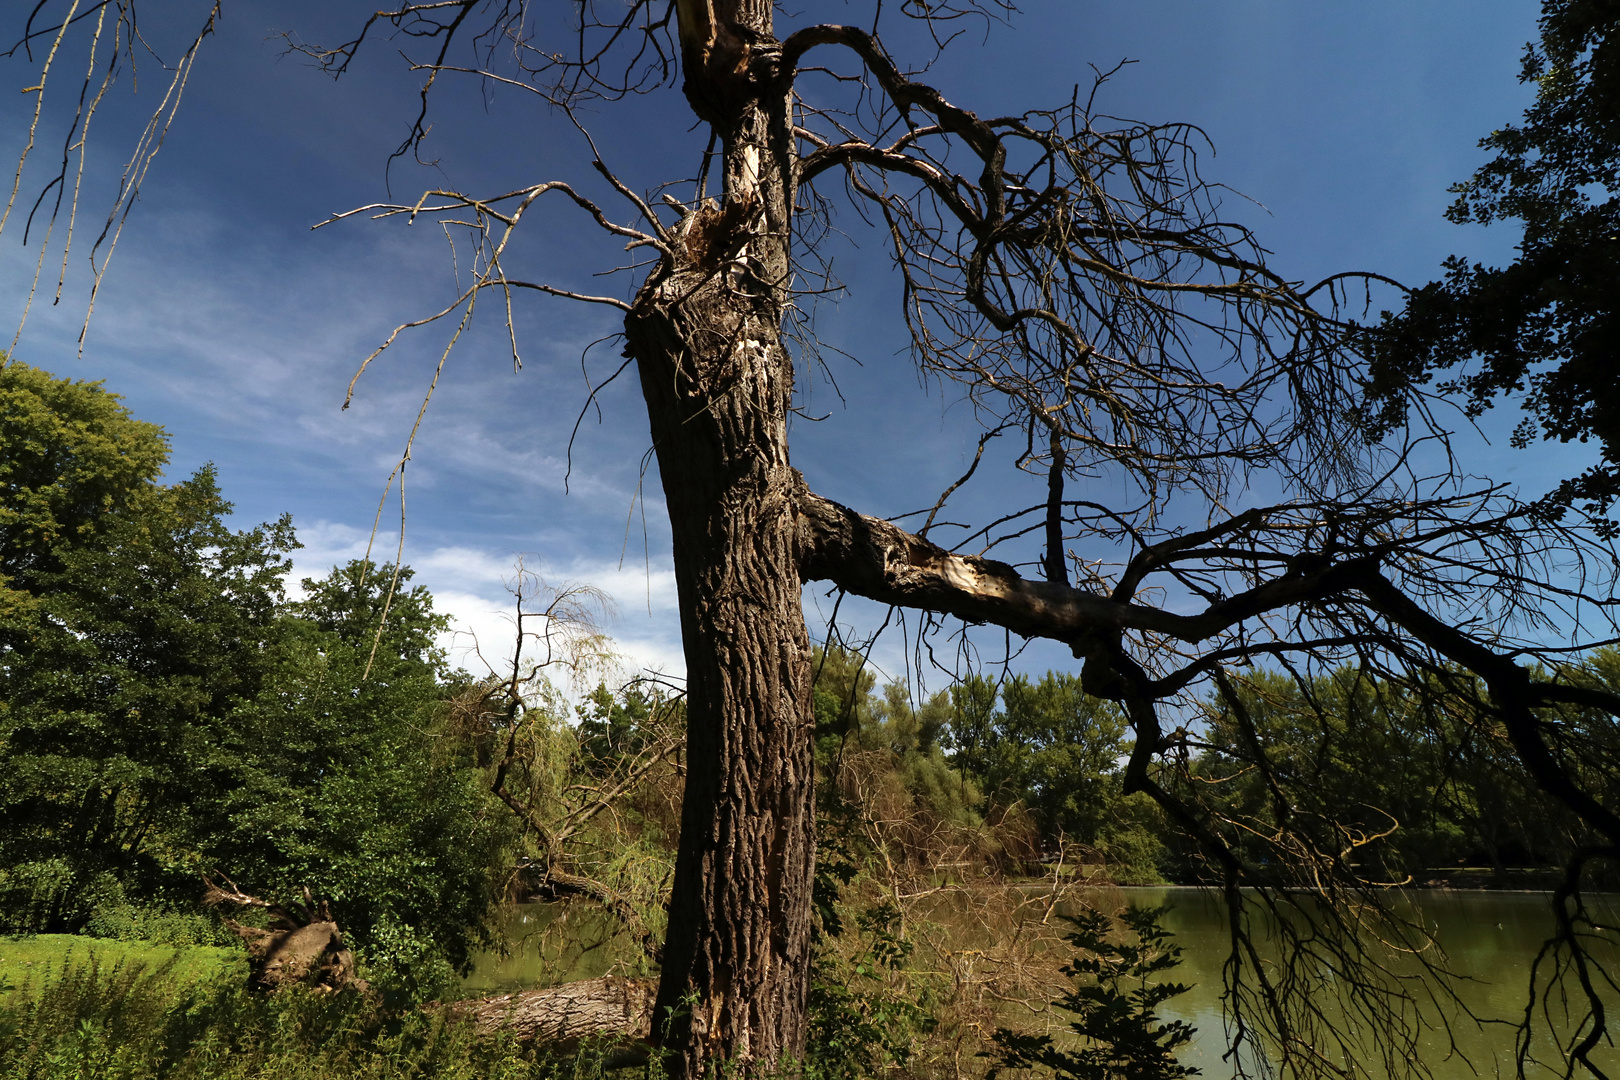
814,647,1620,887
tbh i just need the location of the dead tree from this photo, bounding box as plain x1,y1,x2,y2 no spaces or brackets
452,563,682,968
9,4,1620,1077
202,874,369,995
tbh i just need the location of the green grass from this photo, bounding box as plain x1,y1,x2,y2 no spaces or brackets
0,935,240,1002
0,942,625,1080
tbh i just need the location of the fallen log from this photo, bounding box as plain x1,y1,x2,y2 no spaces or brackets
202,873,368,994
447,976,656,1064
203,874,655,1058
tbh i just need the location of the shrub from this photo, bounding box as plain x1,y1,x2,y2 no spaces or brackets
990,905,1198,1080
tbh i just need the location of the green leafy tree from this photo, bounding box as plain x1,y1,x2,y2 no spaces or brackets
577,680,665,774
996,674,1129,849
950,673,1165,881
0,360,170,609
1182,666,1611,883
811,645,880,773
0,364,507,995
197,561,510,998
1365,2,1620,522
0,361,296,931
1187,670,1457,880
811,648,993,869
864,680,983,831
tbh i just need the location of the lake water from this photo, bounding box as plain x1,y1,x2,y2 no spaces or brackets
464,888,1619,1078
1129,887,1619,1078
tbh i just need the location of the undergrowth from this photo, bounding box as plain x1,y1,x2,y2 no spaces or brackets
0,952,608,1080
0,904,1198,1080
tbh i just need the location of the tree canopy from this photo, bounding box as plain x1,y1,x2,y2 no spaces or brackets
0,361,507,996
0,361,170,616
1366,1,1620,523
0,359,294,933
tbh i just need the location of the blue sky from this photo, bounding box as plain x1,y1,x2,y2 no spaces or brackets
0,1,1569,690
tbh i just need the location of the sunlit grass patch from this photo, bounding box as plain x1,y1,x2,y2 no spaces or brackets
0,936,241,1003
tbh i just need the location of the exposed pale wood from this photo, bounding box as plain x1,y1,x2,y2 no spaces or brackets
795,488,1369,648
449,976,656,1059
203,875,367,994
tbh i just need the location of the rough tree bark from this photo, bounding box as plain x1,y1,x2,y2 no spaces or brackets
625,2,814,1071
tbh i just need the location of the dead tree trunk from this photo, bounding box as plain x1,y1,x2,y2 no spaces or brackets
29,4,1620,1076
625,3,813,1074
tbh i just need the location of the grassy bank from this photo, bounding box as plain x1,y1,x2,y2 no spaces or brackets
0,936,241,1002
0,939,584,1080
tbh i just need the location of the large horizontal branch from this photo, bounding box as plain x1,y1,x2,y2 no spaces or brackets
797,484,1620,846
795,487,1369,647
799,488,1139,641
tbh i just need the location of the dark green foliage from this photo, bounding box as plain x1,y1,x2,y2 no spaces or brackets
812,648,1004,872
810,800,863,945
806,901,937,1080
1178,664,1620,885
197,561,511,999
865,679,985,831
1188,669,1466,879
1364,2,1620,522
811,645,879,773
0,373,296,931
0,360,290,929
961,673,1125,847
0,364,508,998
991,906,1197,1080
576,682,663,774
809,647,1166,881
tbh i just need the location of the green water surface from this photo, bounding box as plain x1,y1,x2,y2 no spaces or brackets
1129,887,1618,1078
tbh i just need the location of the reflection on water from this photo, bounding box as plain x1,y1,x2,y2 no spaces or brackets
461,903,648,994
1128,887,1619,1078
464,888,1618,1078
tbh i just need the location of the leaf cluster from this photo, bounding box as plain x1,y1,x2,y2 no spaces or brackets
1363,1,1620,523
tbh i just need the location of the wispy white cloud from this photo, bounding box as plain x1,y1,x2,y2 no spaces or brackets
288,519,683,681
